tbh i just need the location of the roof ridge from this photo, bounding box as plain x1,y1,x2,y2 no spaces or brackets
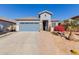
38,10,53,15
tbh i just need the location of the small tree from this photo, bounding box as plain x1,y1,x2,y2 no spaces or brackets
67,19,79,40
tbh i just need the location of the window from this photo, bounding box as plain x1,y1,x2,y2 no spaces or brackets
0,24,4,29
52,22,56,27
45,14,46,16
20,22,39,24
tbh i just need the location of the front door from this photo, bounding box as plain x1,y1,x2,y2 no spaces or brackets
43,20,48,31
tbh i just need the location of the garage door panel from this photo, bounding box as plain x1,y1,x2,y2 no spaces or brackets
19,22,40,31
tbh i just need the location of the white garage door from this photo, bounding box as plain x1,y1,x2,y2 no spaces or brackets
19,22,40,31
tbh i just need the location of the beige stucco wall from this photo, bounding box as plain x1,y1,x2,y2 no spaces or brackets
40,13,52,21
39,12,52,31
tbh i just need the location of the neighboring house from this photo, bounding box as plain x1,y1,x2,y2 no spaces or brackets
16,10,59,32
63,16,79,31
71,16,79,25
0,18,16,32
63,16,79,25
64,16,79,23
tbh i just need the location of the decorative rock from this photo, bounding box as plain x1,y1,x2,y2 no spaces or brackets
70,49,79,55
69,33,79,41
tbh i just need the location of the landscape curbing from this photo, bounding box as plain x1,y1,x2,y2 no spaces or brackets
0,32,13,38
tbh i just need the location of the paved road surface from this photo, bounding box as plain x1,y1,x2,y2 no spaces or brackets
0,31,78,55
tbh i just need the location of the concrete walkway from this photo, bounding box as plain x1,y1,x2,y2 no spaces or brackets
0,31,79,55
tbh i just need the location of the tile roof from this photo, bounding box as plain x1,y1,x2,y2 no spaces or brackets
71,16,79,19
16,17,40,21
0,17,16,23
51,19,59,22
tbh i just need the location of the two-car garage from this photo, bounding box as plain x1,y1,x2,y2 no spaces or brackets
19,22,40,31
16,19,40,32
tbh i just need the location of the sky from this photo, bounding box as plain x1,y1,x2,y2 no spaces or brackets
0,4,79,21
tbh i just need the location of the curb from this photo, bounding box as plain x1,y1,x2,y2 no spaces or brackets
0,32,13,38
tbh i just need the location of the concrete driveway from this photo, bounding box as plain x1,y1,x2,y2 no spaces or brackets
0,31,78,55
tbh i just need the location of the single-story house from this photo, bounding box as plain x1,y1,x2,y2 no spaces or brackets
0,18,16,32
16,10,59,32
71,16,79,25
63,15,79,31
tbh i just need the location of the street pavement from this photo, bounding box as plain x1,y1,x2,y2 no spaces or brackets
0,31,79,55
